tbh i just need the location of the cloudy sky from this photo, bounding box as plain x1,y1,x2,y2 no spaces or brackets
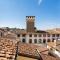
0,0,60,30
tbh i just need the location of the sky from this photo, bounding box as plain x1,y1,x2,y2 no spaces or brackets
0,0,60,30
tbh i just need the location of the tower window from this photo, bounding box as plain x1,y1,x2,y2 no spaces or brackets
28,17,29,18
30,16,31,18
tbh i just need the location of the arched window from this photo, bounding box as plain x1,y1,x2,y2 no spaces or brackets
34,39,37,43
22,39,26,43
29,39,32,43
43,39,46,43
39,39,42,43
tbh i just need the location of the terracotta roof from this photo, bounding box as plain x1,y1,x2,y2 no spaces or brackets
0,38,17,60
47,42,56,48
18,42,60,60
41,54,60,60
46,28,60,34
56,40,60,51
36,30,48,33
15,29,26,34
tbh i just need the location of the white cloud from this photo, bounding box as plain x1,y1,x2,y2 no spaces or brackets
38,0,42,5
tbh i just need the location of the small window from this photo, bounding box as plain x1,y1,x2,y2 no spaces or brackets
43,34,46,37
17,34,20,37
22,34,26,37
56,34,59,37
47,39,50,42
52,34,55,37
47,34,50,37
29,39,32,43
22,39,26,43
39,34,42,37
34,39,37,43
52,38,55,42
43,39,46,43
29,34,32,37
34,34,37,37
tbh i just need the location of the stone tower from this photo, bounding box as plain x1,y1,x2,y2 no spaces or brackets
26,16,35,32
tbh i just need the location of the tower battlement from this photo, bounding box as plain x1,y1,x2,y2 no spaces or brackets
26,16,35,19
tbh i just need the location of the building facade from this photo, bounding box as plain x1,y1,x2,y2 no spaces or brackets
0,16,60,45
16,16,60,45
17,33,60,44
